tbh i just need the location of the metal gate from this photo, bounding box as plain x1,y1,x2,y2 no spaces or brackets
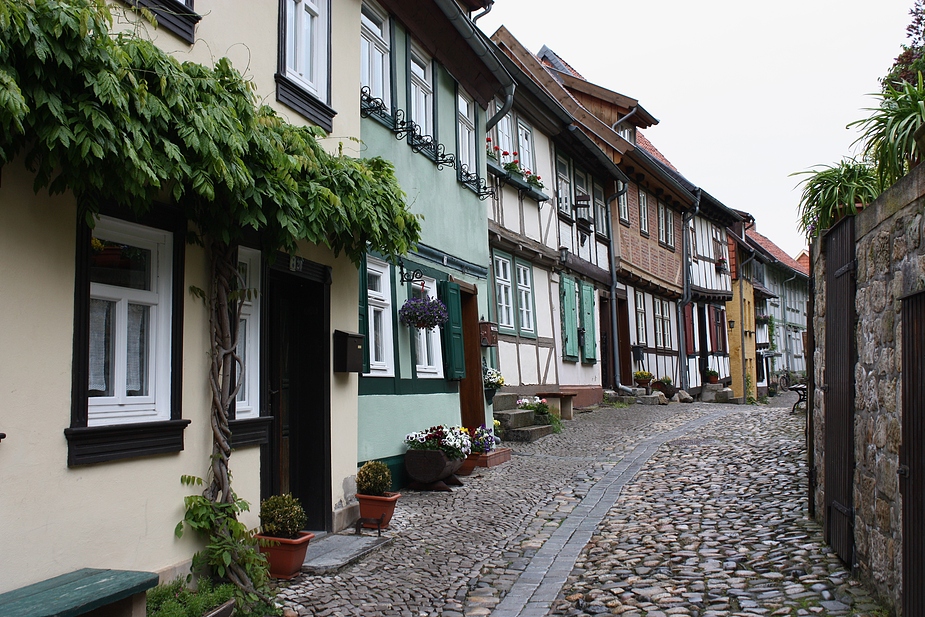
901,290,925,616
823,217,856,566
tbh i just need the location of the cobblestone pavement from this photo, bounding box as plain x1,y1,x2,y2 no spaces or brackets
278,394,888,617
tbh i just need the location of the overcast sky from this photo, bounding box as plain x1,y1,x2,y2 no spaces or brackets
476,0,912,257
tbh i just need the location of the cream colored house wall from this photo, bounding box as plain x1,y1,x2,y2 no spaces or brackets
1,1,367,592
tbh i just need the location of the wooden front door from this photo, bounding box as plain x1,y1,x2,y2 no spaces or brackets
458,285,485,431
267,266,331,531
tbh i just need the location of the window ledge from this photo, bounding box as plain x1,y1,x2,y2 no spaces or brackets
276,73,335,133
486,159,549,202
129,0,201,44
65,419,191,466
229,416,272,449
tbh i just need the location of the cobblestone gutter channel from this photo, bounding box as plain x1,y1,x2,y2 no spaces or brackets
278,397,888,617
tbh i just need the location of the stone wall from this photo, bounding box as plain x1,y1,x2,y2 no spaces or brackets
812,163,925,614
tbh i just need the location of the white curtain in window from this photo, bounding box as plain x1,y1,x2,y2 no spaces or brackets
126,303,147,393
89,299,111,392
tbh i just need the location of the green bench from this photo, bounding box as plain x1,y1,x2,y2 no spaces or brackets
0,568,158,617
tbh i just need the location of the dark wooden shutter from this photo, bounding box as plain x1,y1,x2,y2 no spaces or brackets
902,290,925,616
358,255,370,374
708,306,717,352
561,276,579,360
580,281,597,362
684,303,695,355
439,280,465,380
718,308,727,353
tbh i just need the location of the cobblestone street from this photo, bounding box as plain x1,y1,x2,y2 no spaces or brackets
278,394,887,617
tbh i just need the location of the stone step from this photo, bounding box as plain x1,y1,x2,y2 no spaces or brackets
504,424,554,442
491,392,520,411
494,409,535,430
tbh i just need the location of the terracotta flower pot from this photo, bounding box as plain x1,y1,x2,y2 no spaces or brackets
356,492,401,528
256,531,314,580
708,375,719,384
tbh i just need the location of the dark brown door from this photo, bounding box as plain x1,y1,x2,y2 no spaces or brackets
616,298,633,385
268,268,331,531
599,297,614,390
823,217,856,565
901,290,925,615
459,286,485,431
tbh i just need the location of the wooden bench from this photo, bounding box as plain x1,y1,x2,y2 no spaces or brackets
536,391,577,420
0,568,159,617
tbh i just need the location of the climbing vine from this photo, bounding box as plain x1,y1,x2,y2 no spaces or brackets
1,0,421,608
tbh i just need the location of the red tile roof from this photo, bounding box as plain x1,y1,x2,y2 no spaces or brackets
636,131,678,172
746,230,808,276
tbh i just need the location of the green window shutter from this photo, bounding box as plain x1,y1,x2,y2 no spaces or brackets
580,281,597,363
358,255,370,373
438,280,466,380
561,276,579,360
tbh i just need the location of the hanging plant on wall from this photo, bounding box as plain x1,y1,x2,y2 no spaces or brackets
398,296,449,330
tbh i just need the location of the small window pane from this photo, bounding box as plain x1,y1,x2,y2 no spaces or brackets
89,299,115,397
90,238,151,290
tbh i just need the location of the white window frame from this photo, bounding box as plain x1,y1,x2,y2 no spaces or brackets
365,257,395,377
494,255,514,330
557,156,572,215
635,291,647,345
412,277,443,378
410,42,433,136
360,1,390,111
665,207,675,248
457,91,476,172
285,0,329,101
618,190,629,223
638,188,649,235
516,263,535,333
235,247,261,420
88,217,172,427
495,108,514,164
516,120,535,173
654,298,672,349
593,183,607,237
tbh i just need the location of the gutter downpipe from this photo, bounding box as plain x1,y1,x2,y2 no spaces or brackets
611,107,639,132
472,2,492,22
607,182,634,395
678,189,701,390
435,0,514,131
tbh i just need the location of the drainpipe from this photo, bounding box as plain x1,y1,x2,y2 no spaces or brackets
435,0,515,131
606,181,634,394
678,189,701,390
472,2,492,22
611,107,639,133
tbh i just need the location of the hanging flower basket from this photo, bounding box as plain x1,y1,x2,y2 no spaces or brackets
399,296,449,330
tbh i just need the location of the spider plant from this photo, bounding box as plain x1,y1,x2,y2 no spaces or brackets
792,159,881,238
849,72,925,188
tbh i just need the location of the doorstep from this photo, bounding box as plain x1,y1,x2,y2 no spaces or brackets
300,531,393,575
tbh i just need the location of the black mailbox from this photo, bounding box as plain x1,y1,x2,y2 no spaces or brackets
631,344,645,363
333,330,365,373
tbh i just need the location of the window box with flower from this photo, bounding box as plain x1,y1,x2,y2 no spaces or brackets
457,425,511,475
715,256,728,273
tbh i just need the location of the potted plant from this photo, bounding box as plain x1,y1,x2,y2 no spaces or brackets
706,369,720,384
715,256,728,273
398,296,448,330
652,376,678,398
404,425,471,488
146,578,236,617
483,366,504,404
524,170,544,190
502,151,522,177
458,425,510,475
355,460,400,529
256,494,314,580
633,370,653,387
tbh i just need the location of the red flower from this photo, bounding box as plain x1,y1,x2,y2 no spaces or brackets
486,137,492,142
494,146,500,151
513,159,519,165
512,151,519,156
502,150,509,156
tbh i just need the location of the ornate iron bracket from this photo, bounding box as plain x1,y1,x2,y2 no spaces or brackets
360,86,390,124
397,257,424,284
458,164,494,201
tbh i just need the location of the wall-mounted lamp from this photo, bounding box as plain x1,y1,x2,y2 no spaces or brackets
728,320,736,330
559,246,569,264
